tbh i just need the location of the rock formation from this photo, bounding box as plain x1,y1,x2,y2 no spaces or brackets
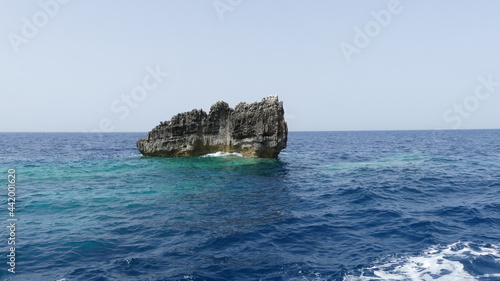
136,95,288,158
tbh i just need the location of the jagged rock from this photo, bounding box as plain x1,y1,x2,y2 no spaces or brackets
136,95,288,158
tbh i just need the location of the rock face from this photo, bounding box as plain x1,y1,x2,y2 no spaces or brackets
136,95,288,158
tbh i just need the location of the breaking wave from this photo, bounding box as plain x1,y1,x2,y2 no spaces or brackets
201,151,243,157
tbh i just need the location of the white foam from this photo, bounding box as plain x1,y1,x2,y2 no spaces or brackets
344,242,500,281
201,151,243,157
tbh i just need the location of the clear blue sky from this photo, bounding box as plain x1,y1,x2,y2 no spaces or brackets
2,0,500,132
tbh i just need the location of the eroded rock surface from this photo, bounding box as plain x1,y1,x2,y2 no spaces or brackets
136,95,288,158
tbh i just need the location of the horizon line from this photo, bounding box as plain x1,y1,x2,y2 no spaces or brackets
1,128,500,133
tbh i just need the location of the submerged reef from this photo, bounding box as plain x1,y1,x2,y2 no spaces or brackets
136,95,288,158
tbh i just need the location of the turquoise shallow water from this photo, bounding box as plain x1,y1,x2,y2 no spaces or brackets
1,131,500,280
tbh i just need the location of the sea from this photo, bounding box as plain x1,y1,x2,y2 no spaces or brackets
0,130,499,281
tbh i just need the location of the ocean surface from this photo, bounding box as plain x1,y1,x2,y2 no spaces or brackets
1,130,500,281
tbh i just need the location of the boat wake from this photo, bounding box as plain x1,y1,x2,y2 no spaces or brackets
344,242,500,281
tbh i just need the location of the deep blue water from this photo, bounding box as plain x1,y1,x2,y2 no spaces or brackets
0,130,500,281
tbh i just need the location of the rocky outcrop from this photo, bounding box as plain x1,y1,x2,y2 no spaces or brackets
136,95,288,158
